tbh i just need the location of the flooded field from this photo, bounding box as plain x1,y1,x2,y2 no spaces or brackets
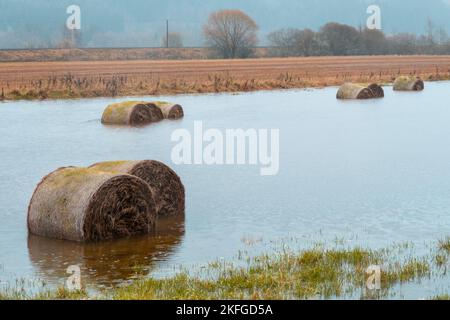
1,82,450,297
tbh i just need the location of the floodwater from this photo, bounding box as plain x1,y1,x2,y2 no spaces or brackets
1,82,450,297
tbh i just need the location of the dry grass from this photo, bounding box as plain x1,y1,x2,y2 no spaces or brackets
0,55,450,100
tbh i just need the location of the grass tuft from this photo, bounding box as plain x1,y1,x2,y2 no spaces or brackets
1,241,448,300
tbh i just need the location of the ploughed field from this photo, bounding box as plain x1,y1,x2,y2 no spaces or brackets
0,55,450,99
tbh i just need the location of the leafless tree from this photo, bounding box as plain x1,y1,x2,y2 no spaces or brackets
426,18,436,46
267,29,300,57
437,27,449,45
58,25,82,48
360,28,387,55
268,21,450,57
295,29,318,56
319,23,362,55
387,33,417,55
203,10,258,58
268,28,318,57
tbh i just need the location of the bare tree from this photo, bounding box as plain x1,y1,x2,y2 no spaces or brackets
295,29,318,56
268,28,318,57
268,21,450,57
203,9,258,58
267,29,299,57
426,18,436,46
360,28,387,54
387,33,418,55
437,27,448,45
58,25,82,48
319,23,362,55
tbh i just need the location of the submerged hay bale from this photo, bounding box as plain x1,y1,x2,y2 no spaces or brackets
336,83,375,100
89,160,185,217
152,101,184,120
101,101,163,126
393,76,424,91
144,102,165,121
28,167,157,242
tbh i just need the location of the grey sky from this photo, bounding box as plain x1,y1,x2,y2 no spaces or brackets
0,0,449,48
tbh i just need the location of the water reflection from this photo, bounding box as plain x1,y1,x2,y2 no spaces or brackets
27,215,185,288
0,82,449,298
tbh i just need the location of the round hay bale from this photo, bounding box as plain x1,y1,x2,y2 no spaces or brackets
101,101,163,126
89,160,185,217
393,76,424,91
153,101,184,120
336,83,374,100
368,83,384,98
28,167,157,242
145,102,164,122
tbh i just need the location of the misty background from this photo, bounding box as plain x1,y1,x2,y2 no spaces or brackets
1,0,450,49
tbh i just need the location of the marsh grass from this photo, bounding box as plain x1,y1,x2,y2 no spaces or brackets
433,294,450,300
438,237,450,253
1,69,450,102
1,241,449,300
105,245,438,300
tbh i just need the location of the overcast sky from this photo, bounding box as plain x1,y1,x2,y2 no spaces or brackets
0,0,449,48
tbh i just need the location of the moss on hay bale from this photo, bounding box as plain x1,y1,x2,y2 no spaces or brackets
336,83,384,100
152,101,184,120
101,101,163,126
90,160,185,217
393,76,424,91
27,167,157,242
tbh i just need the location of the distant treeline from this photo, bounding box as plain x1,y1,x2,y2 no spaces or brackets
268,22,450,57
2,20,450,61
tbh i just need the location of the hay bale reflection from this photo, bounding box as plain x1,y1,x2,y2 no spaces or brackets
27,215,185,288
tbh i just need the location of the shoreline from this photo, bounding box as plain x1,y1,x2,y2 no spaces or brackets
1,239,449,300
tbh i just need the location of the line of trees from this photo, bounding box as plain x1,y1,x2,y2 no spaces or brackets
54,8,450,58
268,22,450,57
203,9,450,58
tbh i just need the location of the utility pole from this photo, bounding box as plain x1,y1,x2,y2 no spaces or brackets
166,19,169,48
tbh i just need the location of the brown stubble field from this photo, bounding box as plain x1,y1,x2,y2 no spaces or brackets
1,55,450,100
